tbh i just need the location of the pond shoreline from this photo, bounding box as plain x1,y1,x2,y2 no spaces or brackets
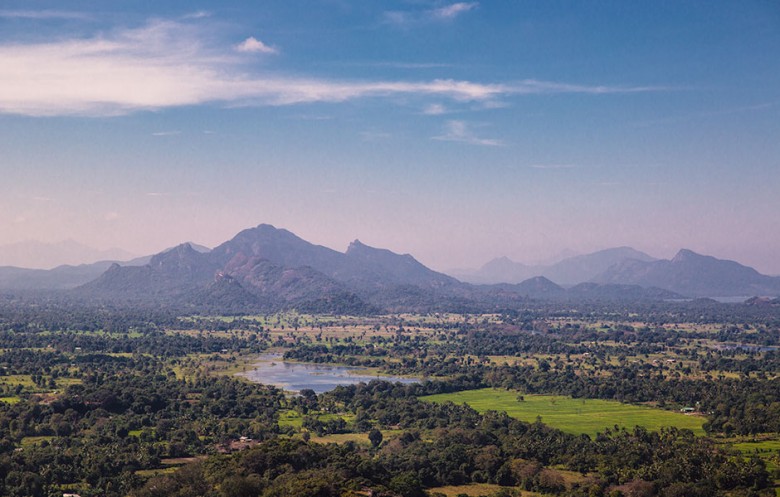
238,353,418,394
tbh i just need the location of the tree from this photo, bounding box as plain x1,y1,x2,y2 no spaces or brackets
369,428,383,448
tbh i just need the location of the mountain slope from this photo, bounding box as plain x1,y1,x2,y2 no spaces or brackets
211,224,456,291
77,243,218,298
543,247,656,285
594,249,780,297
0,239,136,269
343,240,457,289
74,225,458,312
63,224,698,311
0,242,207,291
458,247,656,285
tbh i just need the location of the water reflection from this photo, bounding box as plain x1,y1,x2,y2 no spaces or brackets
240,353,418,394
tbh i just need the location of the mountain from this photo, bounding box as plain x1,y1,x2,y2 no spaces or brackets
593,249,780,297
458,247,656,285
0,242,208,291
543,247,656,285
504,276,565,298
5,223,698,311
489,277,680,301
210,225,456,290
459,257,535,285
79,243,218,298
0,262,116,290
565,282,682,301
0,239,136,269
76,224,459,313
343,240,457,289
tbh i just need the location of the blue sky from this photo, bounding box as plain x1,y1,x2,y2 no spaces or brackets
1,1,779,273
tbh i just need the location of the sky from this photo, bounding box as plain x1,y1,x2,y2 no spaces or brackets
1,1,779,274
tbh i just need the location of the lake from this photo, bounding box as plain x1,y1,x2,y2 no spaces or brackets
239,353,418,394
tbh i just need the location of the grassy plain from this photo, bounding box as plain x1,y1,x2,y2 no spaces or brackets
427,483,540,496
421,388,707,437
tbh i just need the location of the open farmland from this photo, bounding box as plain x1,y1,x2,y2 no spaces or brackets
421,388,707,437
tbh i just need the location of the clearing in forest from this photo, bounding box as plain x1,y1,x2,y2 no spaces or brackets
421,388,707,437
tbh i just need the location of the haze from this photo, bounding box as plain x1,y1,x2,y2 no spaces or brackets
1,2,778,274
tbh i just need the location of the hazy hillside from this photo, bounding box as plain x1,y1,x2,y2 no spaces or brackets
75,224,464,313
594,249,780,297
7,224,772,309
458,247,656,285
0,240,136,269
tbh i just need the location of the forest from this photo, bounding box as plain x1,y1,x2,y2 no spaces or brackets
0,297,778,497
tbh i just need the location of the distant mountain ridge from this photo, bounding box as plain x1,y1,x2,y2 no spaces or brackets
493,276,682,301
0,239,136,269
458,247,656,285
76,224,457,313
0,242,209,291
593,249,780,297
4,225,777,310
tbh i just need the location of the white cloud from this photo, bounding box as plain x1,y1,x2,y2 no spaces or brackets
431,2,479,20
423,103,447,115
151,130,182,136
385,2,478,25
0,19,665,117
182,11,211,20
235,36,277,54
432,120,502,146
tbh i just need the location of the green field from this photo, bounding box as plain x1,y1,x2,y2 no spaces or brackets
732,439,780,455
427,483,540,496
20,436,56,447
421,388,707,437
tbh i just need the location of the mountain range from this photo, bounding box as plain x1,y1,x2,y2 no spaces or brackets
592,249,780,297
454,247,657,285
0,240,137,269
462,247,780,298
0,243,209,291
1,224,779,313
75,224,462,313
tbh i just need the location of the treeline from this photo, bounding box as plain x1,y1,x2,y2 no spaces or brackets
0,355,284,497
0,330,265,358
130,380,771,497
286,341,780,435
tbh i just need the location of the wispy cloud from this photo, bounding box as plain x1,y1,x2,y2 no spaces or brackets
104,211,119,221
0,10,90,20
432,120,502,146
235,36,277,54
182,11,211,20
385,2,479,26
431,2,479,20
151,130,181,136
0,19,666,117
423,103,448,115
